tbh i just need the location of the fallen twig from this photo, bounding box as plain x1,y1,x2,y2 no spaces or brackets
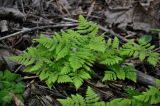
0,23,78,41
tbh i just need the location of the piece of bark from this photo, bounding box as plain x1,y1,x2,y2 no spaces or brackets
0,7,25,22
136,70,159,87
0,20,8,32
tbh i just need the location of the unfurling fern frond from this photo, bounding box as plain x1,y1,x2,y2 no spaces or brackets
103,65,136,82
58,86,160,106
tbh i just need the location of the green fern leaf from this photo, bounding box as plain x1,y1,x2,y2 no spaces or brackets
57,75,73,83
69,56,83,71
147,52,159,66
61,64,71,74
29,61,43,72
39,70,49,80
46,72,59,89
112,37,119,49
58,94,86,106
115,68,126,80
103,71,117,81
139,51,146,61
58,96,75,106
106,38,112,47
35,34,55,50
124,65,136,82
56,46,69,60
72,76,83,90
85,87,100,104
70,70,91,89
106,98,131,106
133,86,160,104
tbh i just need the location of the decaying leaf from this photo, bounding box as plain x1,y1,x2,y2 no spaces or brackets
105,0,160,32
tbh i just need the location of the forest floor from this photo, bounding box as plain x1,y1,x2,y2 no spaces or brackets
0,0,160,106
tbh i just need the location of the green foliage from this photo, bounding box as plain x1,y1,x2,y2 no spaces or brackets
120,38,159,66
103,64,136,82
99,37,136,82
58,86,160,106
99,37,123,66
10,15,160,106
10,15,159,90
57,86,105,106
133,86,160,105
10,15,106,89
106,86,160,106
0,70,25,106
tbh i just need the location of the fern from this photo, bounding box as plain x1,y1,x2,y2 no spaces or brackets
58,86,160,106
133,86,160,105
10,15,159,90
9,15,160,105
58,86,105,106
99,37,123,65
98,37,136,82
10,15,106,89
120,38,159,66
102,64,136,82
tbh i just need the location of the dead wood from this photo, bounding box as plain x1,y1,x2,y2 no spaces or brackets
0,7,25,22
136,70,159,87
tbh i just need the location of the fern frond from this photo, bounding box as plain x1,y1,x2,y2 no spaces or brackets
147,52,159,66
69,55,84,71
85,86,100,105
46,72,59,89
133,86,160,104
58,86,160,106
100,55,122,65
34,34,57,51
58,86,102,106
112,37,119,49
58,94,86,106
103,65,136,82
77,15,98,37
88,36,106,52
57,75,73,83
70,70,91,89
123,65,136,82
99,37,123,66
120,39,159,66
106,98,131,106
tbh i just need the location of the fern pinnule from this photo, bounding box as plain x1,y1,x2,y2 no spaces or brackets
34,34,56,51
70,70,91,89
